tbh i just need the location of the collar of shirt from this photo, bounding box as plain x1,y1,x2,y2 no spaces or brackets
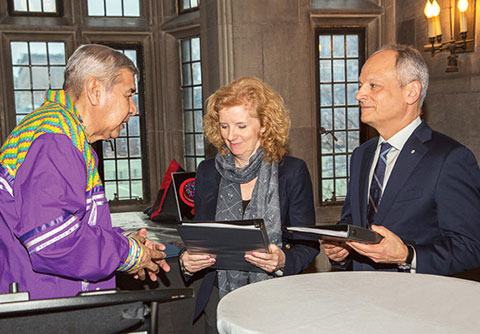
378,116,422,152
368,116,422,194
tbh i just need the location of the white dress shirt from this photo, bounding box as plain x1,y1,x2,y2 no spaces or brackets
367,116,422,272
368,117,422,194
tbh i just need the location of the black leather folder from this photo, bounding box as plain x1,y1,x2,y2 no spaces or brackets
285,224,383,244
176,219,270,272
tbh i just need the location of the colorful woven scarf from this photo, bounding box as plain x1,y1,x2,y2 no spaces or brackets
0,90,102,192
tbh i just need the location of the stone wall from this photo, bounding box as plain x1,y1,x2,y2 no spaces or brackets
396,0,480,159
202,0,317,187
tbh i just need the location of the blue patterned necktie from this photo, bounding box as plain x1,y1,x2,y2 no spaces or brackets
367,142,393,227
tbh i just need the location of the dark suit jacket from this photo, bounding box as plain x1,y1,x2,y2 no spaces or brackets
188,156,319,320
339,121,480,274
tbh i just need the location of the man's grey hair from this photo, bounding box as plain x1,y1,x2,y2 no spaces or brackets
63,44,139,99
374,44,429,108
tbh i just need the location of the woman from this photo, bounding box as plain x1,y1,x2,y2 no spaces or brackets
181,76,319,331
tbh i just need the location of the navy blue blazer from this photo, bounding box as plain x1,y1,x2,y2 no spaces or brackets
339,121,480,274
189,155,319,320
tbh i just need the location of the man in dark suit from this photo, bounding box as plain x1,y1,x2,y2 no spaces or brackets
321,44,480,274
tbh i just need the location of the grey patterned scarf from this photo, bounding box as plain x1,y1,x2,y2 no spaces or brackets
215,148,282,298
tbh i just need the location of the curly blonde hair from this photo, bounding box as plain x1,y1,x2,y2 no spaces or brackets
204,77,291,162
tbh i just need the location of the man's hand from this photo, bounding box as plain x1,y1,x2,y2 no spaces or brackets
321,240,350,262
244,244,285,273
129,228,171,281
346,225,408,264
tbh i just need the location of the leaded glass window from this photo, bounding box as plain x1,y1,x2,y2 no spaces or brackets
102,48,144,202
180,36,205,171
10,0,57,13
317,29,365,204
179,0,199,12
87,0,140,17
10,41,66,124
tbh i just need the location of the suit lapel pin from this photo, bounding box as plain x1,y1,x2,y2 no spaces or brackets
411,149,415,154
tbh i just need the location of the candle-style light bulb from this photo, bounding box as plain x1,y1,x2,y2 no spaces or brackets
432,0,442,37
458,0,469,33
424,1,435,38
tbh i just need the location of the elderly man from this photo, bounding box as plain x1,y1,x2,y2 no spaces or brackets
0,44,169,299
322,44,480,274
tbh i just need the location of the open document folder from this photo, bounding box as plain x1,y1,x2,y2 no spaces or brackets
285,224,384,244
176,219,270,272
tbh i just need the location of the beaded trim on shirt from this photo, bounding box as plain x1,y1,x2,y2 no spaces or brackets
0,90,102,191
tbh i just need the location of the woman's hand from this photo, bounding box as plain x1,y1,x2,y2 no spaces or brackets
321,240,351,263
181,250,216,274
244,244,286,273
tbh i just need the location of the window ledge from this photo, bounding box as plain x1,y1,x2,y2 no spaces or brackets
311,0,382,11
82,17,150,30
310,0,383,17
0,15,72,28
161,10,199,36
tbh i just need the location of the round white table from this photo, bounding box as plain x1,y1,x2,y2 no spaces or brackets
217,271,480,333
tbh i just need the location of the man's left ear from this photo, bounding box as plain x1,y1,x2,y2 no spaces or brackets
86,77,105,106
405,80,421,105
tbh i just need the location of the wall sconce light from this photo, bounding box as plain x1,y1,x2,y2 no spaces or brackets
424,0,476,72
